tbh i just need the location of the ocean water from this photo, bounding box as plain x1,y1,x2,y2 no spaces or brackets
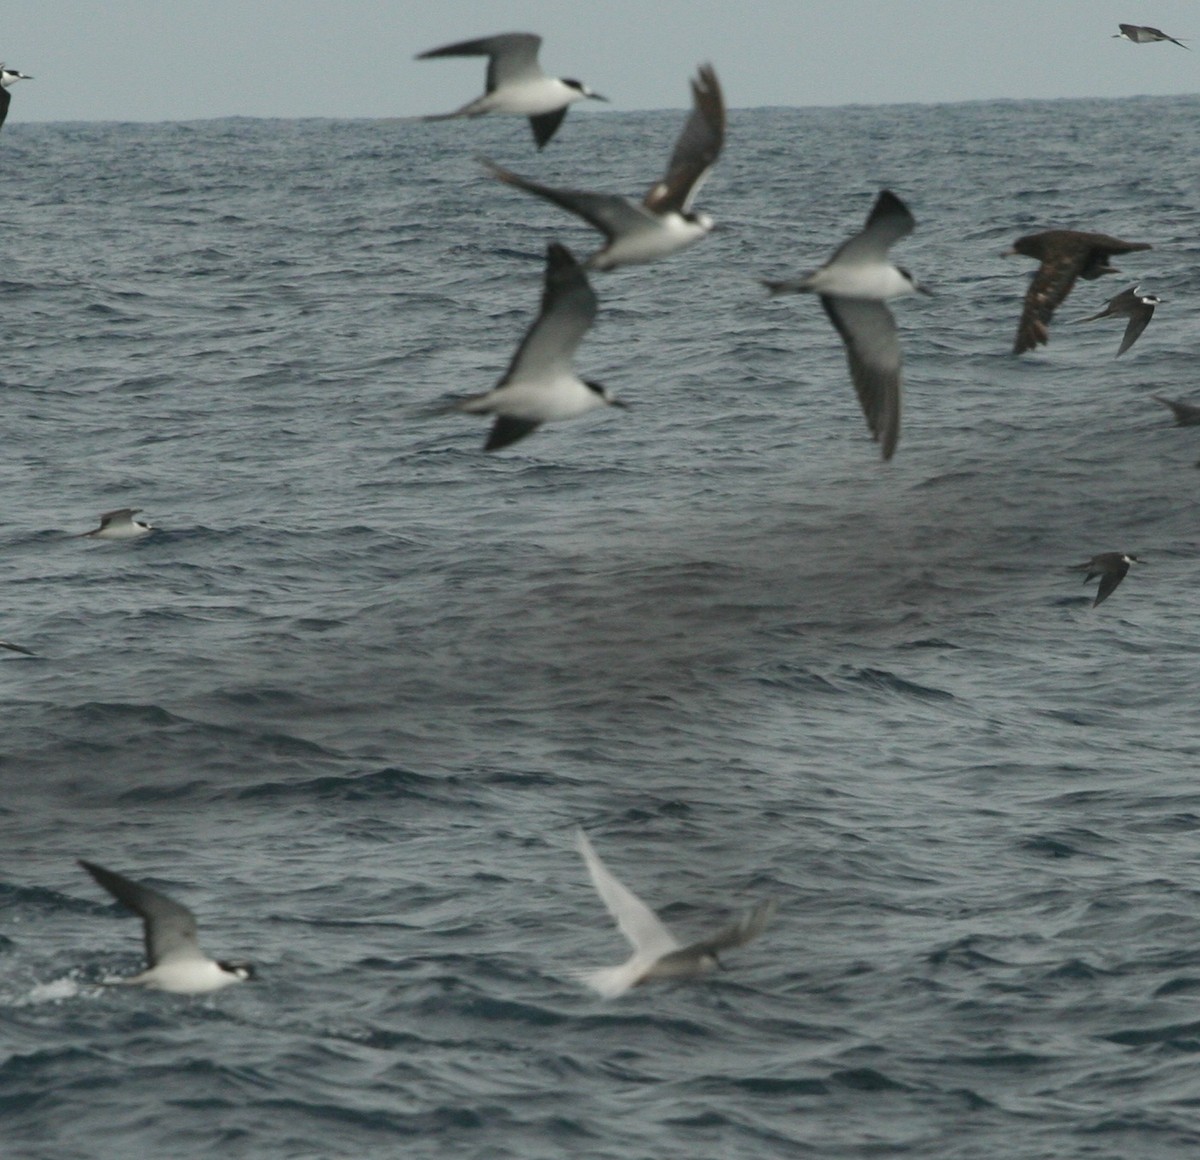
2,94,1200,1159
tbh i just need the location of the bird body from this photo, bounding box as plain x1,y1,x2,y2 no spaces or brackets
1072,552,1139,607
483,65,724,269
1007,230,1152,354
448,242,624,450
79,508,153,539
574,828,774,998
79,860,255,994
417,33,605,149
1073,284,1159,356
764,189,926,460
1114,24,1188,48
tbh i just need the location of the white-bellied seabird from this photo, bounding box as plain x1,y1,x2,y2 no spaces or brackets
574,828,774,998
1114,24,1188,48
446,242,625,451
78,508,153,539
0,64,32,135
0,639,34,656
1152,395,1200,426
1071,552,1139,607
78,860,256,994
1074,284,1160,356
416,32,606,149
1005,230,1152,354
763,190,928,461
480,64,724,269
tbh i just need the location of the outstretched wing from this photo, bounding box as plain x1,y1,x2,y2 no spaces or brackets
79,860,203,967
679,899,776,957
502,243,596,383
644,64,725,214
417,33,543,91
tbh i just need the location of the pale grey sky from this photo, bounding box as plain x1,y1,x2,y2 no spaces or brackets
2,1,1198,123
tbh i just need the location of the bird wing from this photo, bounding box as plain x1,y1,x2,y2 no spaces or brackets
677,899,776,958
830,190,916,265
1074,284,1138,323
1116,299,1155,356
575,829,680,958
501,243,597,383
1013,253,1086,353
1093,566,1128,607
821,296,903,460
97,508,140,528
528,108,569,150
482,159,654,243
0,640,34,656
0,86,10,133
416,33,543,90
79,860,203,967
1152,395,1200,425
1146,26,1189,48
484,417,541,451
644,64,725,214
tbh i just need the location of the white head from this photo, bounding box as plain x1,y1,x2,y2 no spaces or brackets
0,66,32,88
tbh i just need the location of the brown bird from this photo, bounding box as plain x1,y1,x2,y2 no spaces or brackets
1152,395,1200,426
1005,231,1151,354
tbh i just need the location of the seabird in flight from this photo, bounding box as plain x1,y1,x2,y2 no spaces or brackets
0,64,32,135
480,64,724,269
1073,284,1160,356
763,189,929,460
416,32,606,149
78,508,153,539
1005,230,1152,354
1071,552,1139,608
1113,24,1188,49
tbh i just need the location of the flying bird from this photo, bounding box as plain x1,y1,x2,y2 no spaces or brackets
1152,394,1200,426
0,64,32,135
481,64,724,269
416,32,606,149
1005,230,1152,354
78,860,256,994
445,242,625,451
78,508,153,539
1113,24,1188,49
1071,552,1139,608
1073,284,1160,356
574,828,775,998
763,189,929,460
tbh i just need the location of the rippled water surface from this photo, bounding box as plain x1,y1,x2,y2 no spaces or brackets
3,97,1200,1158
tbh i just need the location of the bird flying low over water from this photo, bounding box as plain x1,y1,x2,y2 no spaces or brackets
1152,394,1200,426
481,64,725,270
416,32,606,149
764,190,928,461
574,828,775,998
1005,230,1152,354
446,242,625,451
78,508,153,539
1113,24,1188,49
1071,552,1139,608
1073,284,1160,356
78,860,256,994
0,64,32,135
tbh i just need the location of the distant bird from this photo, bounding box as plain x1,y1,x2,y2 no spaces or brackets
1073,284,1160,356
481,64,724,269
416,32,606,149
446,242,625,451
1005,231,1152,354
763,190,929,461
78,860,256,994
0,64,32,135
1152,394,1200,426
574,829,774,998
78,508,153,540
0,639,34,656
1113,24,1188,49
1071,552,1139,608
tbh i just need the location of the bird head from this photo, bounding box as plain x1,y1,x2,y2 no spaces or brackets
218,960,257,981
585,380,627,409
563,79,607,103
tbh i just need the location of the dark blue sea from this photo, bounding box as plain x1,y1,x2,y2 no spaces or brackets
3,95,1200,1159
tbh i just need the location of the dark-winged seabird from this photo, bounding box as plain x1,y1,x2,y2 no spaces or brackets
416,32,606,149
447,242,625,451
1073,284,1160,356
763,190,929,461
1005,231,1152,354
0,64,32,135
78,860,256,994
1152,394,1200,426
480,64,724,270
574,829,775,998
1071,552,1139,608
78,508,153,539
1114,24,1188,49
